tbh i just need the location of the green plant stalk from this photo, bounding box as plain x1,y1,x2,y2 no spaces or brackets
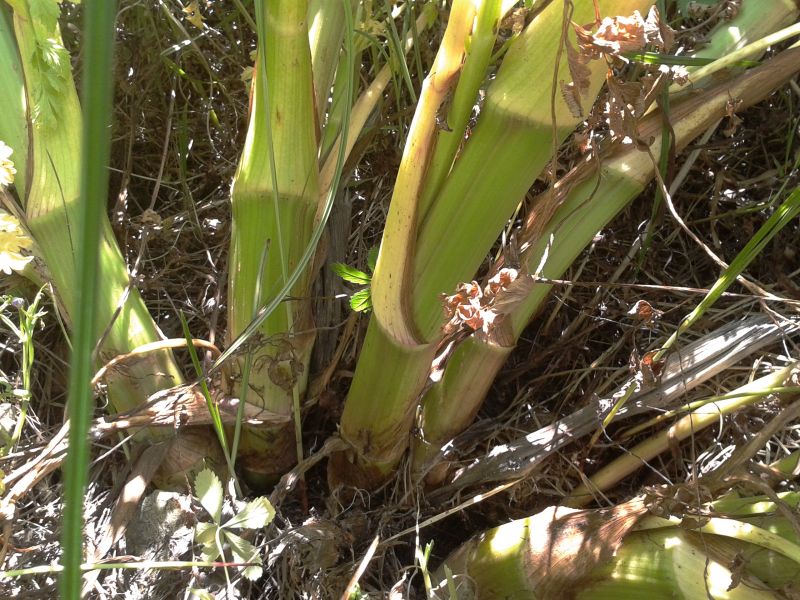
412,41,800,480
308,0,356,128
654,181,800,362
0,0,221,486
330,0,479,488
412,0,657,340
318,31,359,164
0,4,26,199
566,363,799,507
2,1,181,409
5,288,45,453
671,0,800,94
61,1,116,597
226,0,320,484
333,0,655,489
417,0,503,219
436,496,800,599
319,5,436,197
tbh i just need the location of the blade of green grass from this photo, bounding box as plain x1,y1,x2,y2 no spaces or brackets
61,1,118,598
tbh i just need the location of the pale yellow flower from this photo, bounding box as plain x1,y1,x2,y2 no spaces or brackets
0,141,15,189
0,211,33,275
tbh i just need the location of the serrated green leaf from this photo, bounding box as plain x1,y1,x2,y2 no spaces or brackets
30,39,70,127
224,531,263,581
196,521,222,562
195,522,218,547
29,0,60,37
195,468,224,524
200,543,221,563
349,288,372,313
224,497,275,530
367,247,379,273
331,262,371,285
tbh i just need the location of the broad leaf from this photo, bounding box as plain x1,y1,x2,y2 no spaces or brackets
195,521,221,563
331,262,371,285
224,530,263,581
349,288,372,313
194,468,223,524
196,522,222,562
224,497,275,530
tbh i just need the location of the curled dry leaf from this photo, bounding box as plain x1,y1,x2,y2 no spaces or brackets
440,268,520,339
574,6,674,60
627,299,663,326
564,6,676,122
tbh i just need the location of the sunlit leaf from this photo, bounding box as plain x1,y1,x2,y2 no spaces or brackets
349,288,372,313
331,262,371,285
195,521,218,551
187,589,215,600
224,530,262,581
194,468,223,524
224,496,275,530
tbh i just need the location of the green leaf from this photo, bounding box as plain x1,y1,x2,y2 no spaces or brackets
349,288,372,313
194,468,223,524
23,0,72,128
367,246,379,272
196,522,221,561
331,262,371,285
224,530,263,581
187,589,215,600
224,496,275,530
29,0,60,36
195,522,218,549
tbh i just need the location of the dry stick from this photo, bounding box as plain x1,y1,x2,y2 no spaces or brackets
383,480,521,545
559,120,723,343
339,535,380,600
522,277,800,306
651,149,776,302
91,337,220,387
587,134,786,442
432,315,798,497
